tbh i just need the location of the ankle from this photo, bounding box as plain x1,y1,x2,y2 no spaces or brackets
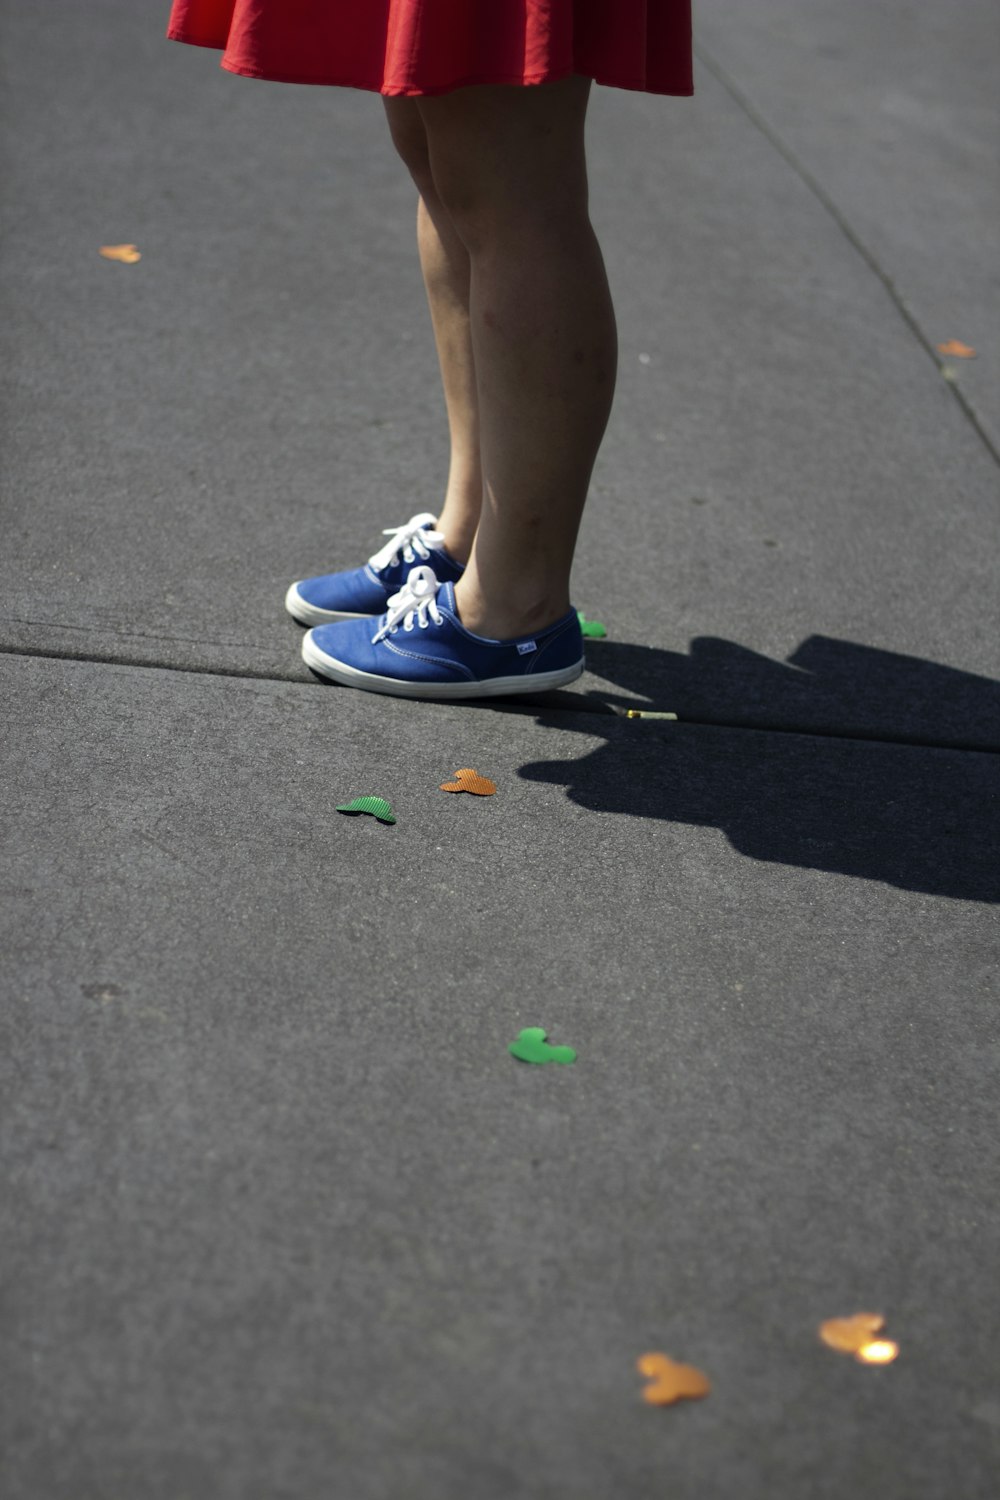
452,579,569,640
436,481,481,568
440,530,473,567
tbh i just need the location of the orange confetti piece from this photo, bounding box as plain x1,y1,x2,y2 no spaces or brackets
100,244,141,263
936,339,976,358
439,768,496,796
857,1339,899,1365
819,1313,884,1354
820,1313,898,1363
637,1352,711,1406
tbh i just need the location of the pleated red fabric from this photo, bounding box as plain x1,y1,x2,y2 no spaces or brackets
166,1,693,97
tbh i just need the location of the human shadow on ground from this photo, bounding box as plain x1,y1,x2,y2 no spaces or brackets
511,635,1000,903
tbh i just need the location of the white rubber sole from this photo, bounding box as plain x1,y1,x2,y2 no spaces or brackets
301,632,584,699
284,581,373,626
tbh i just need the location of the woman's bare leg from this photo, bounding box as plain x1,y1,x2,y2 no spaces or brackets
415,76,617,639
384,99,481,564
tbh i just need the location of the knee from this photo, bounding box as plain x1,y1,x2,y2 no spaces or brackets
425,148,590,257
423,161,491,252
436,181,587,260
392,129,498,255
386,109,437,200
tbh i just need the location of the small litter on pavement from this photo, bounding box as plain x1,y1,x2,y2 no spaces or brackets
440,768,496,795
508,1028,576,1065
577,611,607,638
99,244,142,263
637,1352,711,1406
335,796,397,824
819,1313,899,1364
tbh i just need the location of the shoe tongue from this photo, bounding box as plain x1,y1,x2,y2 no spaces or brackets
403,563,440,598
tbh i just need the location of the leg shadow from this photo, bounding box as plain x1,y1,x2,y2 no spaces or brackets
517,636,1000,902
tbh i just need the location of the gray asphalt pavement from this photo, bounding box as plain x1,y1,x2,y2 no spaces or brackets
2,4,998,1498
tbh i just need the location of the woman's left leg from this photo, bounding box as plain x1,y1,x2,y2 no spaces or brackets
384,98,482,564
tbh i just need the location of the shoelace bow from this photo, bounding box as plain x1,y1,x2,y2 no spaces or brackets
367,513,444,572
372,565,443,643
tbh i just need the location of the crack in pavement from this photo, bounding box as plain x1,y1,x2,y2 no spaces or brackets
693,40,1000,470
3,642,997,756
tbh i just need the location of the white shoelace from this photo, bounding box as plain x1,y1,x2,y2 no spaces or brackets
372,565,443,643
367,512,444,572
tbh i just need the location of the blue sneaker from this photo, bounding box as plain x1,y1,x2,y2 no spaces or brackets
284,512,465,625
301,565,584,700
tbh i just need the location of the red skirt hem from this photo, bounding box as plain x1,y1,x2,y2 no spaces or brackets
165,2,694,99
208,56,695,99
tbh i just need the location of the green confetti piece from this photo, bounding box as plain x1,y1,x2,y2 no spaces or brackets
509,1027,577,1066
336,796,396,825
577,611,607,639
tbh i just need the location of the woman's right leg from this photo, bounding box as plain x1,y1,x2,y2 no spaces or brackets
415,76,617,642
384,99,482,564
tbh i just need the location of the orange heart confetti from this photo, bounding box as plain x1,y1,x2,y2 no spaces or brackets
637,1352,711,1406
936,339,976,358
819,1313,898,1363
818,1312,884,1354
857,1339,900,1365
439,768,496,796
100,244,142,263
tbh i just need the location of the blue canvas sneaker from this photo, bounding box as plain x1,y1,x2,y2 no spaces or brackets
284,512,465,625
301,565,584,700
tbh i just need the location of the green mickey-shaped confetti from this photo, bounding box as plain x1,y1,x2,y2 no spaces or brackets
509,1027,577,1065
577,611,607,639
336,795,397,824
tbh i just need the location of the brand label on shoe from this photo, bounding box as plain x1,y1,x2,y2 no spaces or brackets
517,640,537,655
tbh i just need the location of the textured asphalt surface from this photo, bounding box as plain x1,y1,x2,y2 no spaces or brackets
2,4,998,1498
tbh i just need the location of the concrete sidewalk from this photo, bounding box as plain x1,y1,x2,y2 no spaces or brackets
2,4,998,1498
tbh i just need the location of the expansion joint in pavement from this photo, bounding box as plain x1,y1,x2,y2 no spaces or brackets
0,642,297,687
5,642,997,757
693,43,1000,471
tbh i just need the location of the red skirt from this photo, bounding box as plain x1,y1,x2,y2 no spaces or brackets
166,1,693,97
